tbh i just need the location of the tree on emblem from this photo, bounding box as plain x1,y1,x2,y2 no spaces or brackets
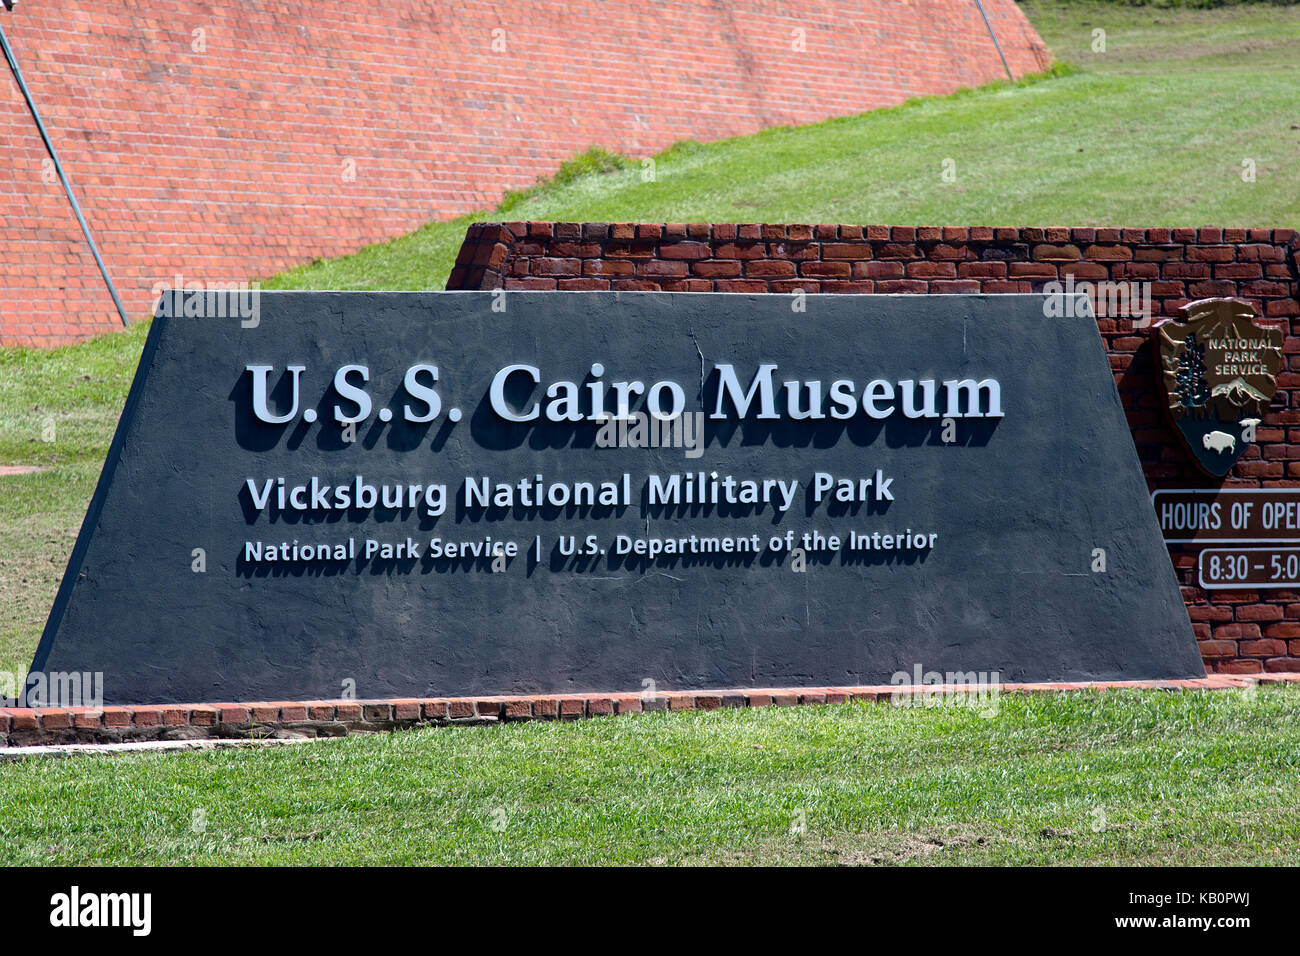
1173,332,1210,416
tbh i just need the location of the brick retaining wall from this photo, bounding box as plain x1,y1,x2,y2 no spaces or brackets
447,221,1300,676
0,0,1049,346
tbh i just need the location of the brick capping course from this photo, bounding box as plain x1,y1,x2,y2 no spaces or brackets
448,222,1300,677
448,222,1300,324
3,677,1296,747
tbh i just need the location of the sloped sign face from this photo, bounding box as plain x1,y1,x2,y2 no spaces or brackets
30,292,1202,705
1157,297,1283,477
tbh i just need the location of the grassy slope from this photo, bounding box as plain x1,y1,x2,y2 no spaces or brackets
1,688,1298,865
0,323,150,680
1,2,1299,864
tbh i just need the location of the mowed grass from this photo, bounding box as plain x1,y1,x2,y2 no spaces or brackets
2,2,1300,865
2,688,1299,866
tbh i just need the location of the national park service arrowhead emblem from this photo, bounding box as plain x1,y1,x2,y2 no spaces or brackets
1157,297,1283,477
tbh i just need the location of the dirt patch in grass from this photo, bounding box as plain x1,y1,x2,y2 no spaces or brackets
685,826,1001,866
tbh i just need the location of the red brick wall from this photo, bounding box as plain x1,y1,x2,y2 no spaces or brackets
0,1,1050,346
447,220,1300,675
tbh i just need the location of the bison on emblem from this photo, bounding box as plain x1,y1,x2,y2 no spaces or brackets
1202,431,1236,455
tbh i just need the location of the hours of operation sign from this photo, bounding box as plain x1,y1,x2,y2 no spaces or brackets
1153,489,1300,590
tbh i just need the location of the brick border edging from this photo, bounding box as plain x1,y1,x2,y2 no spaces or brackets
4,676,1297,748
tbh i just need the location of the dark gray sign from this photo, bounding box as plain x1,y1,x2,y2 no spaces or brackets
31,292,1202,705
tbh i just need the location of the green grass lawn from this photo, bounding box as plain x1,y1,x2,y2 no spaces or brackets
2,688,1298,866
1,1,1299,866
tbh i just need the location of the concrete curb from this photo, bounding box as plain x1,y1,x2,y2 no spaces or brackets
0,734,339,761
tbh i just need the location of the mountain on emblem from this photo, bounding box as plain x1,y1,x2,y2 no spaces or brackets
1211,377,1270,405
1155,297,1283,477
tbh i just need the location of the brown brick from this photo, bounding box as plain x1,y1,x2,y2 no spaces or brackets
1239,639,1288,657
1237,604,1284,622
634,260,687,278
692,260,742,278
801,261,851,278
69,707,104,729
39,709,73,731
1033,243,1082,260
421,699,449,720
189,705,219,726
957,261,1006,279
905,261,956,279
1186,245,1236,263
1084,245,1133,262
877,243,921,260
249,703,280,723
659,242,710,260
501,698,532,719
822,243,873,260
1009,262,1058,279
335,702,363,720
220,705,252,725
131,707,165,727
531,698,560,720
274,702,309,722
1197,640,1238,659
582,259,637,278
745,260,796,277
391,699,422,720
